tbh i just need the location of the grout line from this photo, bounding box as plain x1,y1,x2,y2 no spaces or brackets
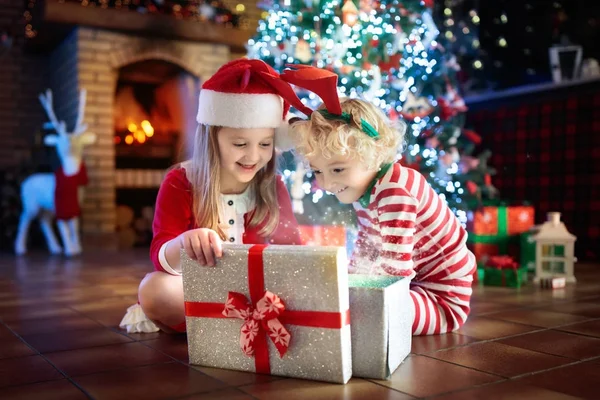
508,358,588,380
418,354,507,378
0,320,96,399
421,379,509,400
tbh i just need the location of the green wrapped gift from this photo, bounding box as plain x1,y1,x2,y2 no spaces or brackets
520,226,541,272
482,256,528,288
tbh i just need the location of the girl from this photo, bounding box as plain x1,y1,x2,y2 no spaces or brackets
284,67,476,335
121,59,311,334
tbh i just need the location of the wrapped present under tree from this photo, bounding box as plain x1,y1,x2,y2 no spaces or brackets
483,255,528,288
467,203,535,266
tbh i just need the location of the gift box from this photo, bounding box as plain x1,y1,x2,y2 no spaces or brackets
348,274,413,380
540,276,566,289
181,244,352,384
299,225,347,247
468,204,535,265
483,255,528,288
520,226,541,272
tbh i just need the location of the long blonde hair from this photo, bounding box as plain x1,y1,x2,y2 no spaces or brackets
186,125,280,239
290,98,405,169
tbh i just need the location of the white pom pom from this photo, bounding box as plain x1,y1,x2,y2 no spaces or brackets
275,113,301,152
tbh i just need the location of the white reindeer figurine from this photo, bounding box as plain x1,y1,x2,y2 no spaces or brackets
14,89,96,256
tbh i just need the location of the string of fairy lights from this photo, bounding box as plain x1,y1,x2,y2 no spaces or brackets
22,0,246,39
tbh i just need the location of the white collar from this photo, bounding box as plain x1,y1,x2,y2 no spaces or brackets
220,185,255,214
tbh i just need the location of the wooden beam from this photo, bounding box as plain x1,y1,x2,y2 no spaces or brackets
42,0,251,51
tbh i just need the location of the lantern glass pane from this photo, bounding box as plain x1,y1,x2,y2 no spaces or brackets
551,261,565,274
542,245,552,256
553,245,565,256
542,261,551,272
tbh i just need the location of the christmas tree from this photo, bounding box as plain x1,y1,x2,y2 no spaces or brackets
248,0,497,226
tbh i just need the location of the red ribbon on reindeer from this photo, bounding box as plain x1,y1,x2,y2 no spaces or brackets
184,245,350,375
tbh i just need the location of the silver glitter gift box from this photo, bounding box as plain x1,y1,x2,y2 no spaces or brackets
348,274,413,379
181,244,352,384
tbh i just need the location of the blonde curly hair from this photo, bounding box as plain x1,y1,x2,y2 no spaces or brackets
290,98,406,170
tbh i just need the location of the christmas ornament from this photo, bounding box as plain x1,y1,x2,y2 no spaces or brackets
342,0,359,27
400,92,433,120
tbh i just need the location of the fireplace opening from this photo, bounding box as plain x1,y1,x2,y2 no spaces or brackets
114,59,200,247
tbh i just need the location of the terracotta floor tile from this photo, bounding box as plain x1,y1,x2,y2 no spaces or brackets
373,354,500,398
517,361,600,398
239,378,415,400
192,366,282,386
432,341,573,377
44,341,172,376
126,331,163,341
557,319,600,338
432,379,582,400
0,305,78,322
0,355,63,388
143,334,189,362
0,379,88,400
73,362,227,399
498,329,600,360
180,388,256,399
536,300,600,318
22,327,133,353
455,316,540,340
0,335,35,359
469,301,520,316
411,332,479,355
5,315,103,335
486,309,592,328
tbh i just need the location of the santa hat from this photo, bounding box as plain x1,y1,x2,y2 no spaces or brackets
196,59,311,151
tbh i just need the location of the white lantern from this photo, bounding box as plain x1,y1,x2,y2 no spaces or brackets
533,212,577,284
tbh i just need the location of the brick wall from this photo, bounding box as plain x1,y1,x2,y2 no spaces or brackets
72,27,230,245
0,0,48,170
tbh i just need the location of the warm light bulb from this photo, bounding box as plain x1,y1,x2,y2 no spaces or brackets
236,4,245,12
125,135,134,145
128,123,137,133
141,120,154,136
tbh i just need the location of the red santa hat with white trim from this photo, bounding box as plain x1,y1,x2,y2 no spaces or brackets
196,58,312,151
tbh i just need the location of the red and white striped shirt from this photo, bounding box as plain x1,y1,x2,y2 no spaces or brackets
350,162,476,335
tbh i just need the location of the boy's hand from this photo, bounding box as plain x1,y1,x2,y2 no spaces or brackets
177,228,223,267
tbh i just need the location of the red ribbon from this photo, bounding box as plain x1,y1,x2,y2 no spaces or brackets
184,244,351,375
222,290,291,358
487,255,518,270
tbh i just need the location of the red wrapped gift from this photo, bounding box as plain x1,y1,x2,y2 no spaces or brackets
299,225,346,247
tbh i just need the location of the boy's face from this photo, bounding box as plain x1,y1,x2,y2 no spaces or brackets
307,151,379,204
217,127,274,193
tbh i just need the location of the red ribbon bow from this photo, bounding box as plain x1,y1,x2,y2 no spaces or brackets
487,255,518,270
222,291,291,358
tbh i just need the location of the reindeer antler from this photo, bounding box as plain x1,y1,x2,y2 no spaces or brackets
280,65,342,115
72,89,88,136
39,89,67,136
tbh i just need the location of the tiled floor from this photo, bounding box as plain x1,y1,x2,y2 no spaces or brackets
1,250,599,399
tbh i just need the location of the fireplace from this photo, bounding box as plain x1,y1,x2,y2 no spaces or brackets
45,27,231,249
114,59,200,247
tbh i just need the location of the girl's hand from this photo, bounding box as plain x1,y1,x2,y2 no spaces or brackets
177,228,223,267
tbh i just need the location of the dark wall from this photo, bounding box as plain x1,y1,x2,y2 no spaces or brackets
466,80,600,261
0,0,49,171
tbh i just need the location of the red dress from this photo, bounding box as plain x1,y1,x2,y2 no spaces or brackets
150,167,302,273
54,163,89,220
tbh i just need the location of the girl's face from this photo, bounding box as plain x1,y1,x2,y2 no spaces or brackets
217,127,275,193
307,151,378,204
